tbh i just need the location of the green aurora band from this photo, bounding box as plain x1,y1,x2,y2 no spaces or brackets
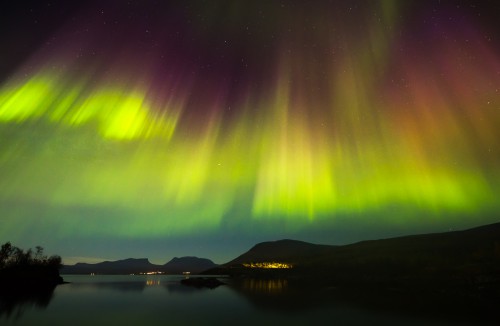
0,1,499,242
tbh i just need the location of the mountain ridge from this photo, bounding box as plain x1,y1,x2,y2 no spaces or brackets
62,256,218,275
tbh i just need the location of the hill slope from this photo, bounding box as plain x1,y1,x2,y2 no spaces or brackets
206,222,500,294
226,239,334,265
163,257,217,274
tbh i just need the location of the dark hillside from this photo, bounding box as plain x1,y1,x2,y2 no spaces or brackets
163,257,217,274
226,239,335,265
205,222,500,297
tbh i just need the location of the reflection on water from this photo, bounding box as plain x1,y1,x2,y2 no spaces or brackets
0,287,55,321
164,281,210,294
66,280,146,292
240,278,288,294
146,279,161,286
227,277,500,325
1,275,498,325
228,278,324,313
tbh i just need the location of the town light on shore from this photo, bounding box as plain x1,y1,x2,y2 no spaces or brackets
242,262,293,269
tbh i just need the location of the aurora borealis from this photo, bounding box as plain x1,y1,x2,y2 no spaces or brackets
1,0,499,264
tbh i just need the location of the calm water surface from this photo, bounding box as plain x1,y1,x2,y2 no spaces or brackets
0,275,496,325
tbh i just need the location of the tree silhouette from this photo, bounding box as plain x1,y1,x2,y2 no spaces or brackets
0,242,63,290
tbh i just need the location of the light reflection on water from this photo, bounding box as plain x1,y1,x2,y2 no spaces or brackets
0,275,496,325
240,278,288,294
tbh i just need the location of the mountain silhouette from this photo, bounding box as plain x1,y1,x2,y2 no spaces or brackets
163,257,217,274
226,239,334,265
205,222,500,297
62,257,217,275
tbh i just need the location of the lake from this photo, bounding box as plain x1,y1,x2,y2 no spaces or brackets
0,275,497,325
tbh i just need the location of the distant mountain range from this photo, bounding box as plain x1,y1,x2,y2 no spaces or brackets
61,256,217,275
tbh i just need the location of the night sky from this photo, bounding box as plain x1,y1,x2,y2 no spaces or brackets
1,0,499,265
